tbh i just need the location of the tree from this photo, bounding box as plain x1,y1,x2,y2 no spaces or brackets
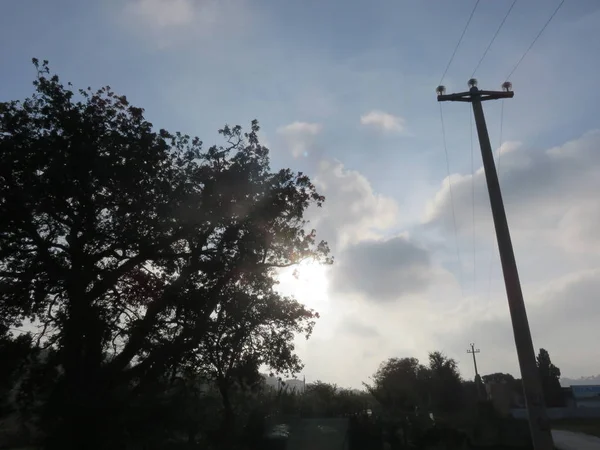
482,372,515,385
304,381,339,416
190,288,317,433
0,60,331,448
536,348,564,407
335,388,373,416
365,357,429,415
426,351,463,415
0,330,34,409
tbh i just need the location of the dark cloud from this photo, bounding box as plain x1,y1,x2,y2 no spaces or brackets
329,236,432,302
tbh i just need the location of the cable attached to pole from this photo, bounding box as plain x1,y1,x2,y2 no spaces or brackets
439,0,481,86
506,0,565,80
470,108,476,297
471,0,518,78
439,103,464,298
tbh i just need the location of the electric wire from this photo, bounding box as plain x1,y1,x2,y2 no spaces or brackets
437,0,481,298
439,103,464,297
471,0,518,78
470,109,476,296
487,100,505,305
439,0,481,86
506,0,565,80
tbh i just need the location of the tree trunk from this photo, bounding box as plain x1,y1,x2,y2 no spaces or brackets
48,297,107,450
218,379,235,444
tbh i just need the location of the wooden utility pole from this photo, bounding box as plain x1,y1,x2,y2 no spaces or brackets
468,343,484,400
437,79,554,450
467,343,481,379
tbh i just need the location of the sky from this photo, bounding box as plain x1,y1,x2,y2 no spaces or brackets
2,0,600,388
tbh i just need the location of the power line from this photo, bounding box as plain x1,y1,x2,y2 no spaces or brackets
471,0,518,78
439,103,464,297
506,0,565,80
497,101,505,189
470,109,476,296
439,0,481,85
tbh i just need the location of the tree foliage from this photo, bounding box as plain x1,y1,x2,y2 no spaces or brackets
0,59,331,448
427,351,464,414
365,352,465,418
536,348,564,407
366,357,429,414
482,372,516,385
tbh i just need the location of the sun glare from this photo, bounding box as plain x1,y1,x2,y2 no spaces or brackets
276,261,330,312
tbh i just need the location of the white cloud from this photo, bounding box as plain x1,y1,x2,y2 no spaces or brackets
498,140,522,156
277,122,322,158
296,130,600,387
126,0,198,28
296,275,465,387
310,159,399,249
123,0,249,48
289,160,464,387
424,130,600,253
436,267,600,380
304,263,600,387
278,122,322,136
413,130,600,381
360,110,406,134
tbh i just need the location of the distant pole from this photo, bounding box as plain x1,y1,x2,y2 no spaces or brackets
467,343,481,379
468,343,483,400
437,79,554,450
467,344,484,400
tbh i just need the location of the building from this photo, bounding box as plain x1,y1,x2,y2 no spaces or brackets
570,385,600,408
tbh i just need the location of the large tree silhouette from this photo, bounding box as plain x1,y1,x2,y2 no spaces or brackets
426,351,464,414
0,59,330,448
536,348,564,407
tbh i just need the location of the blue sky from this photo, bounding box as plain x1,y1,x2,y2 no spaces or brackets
2,0,600,387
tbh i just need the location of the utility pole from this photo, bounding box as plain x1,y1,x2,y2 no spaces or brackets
468,343,484,400
437,79,554,450
467,343,481,379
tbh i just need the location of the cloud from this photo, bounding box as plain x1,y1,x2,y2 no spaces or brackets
360,110,406,134
329,236,433,302
295,277,466,387
310,160,399,249
123,0,250,47
277,122,322,158
337,317,380,338
299,129,600,386
434,268,600,380
424,130,600,253
294,127,600,386
126,0,197,28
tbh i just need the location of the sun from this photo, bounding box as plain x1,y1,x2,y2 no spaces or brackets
275,260,330,312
